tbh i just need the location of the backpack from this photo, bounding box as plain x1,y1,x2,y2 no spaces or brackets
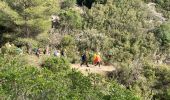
54,50,58,56
82,54,86,61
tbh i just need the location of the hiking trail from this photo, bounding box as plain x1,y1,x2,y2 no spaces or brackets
71,64,115,76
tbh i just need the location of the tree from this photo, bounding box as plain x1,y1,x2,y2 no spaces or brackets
2,0,60,37
0,1,20,46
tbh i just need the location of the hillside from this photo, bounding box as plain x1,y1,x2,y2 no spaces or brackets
0,0,170,100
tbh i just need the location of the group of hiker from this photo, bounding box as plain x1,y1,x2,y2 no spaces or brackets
34,47,66,58
2,42,103,67
81,50,102,67
35,47,102,67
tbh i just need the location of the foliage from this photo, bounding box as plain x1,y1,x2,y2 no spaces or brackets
0,0,60,46
113,60,170,100
154,21,170,55
143,0,170,19
0,56,70,100
1,43,18,55
0,55,139,100
59,9,83,33
42,56,70,73
14,38,38,48
1,0,170,100
61,35,76,47
36,32,50,47
144,0,170,11
153,64,170,100
106,81,140,100
60,35,79,63
61,0,76,9
155,22,170,44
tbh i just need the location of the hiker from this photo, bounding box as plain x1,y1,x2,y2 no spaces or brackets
16,47,23,55
57,50,61,57
54,49,60,57
80,51,89,67
51,15,60,29
36,48,41,58
108,50,113,59
44,45,50,55
33,48,37,54
61,49,66,57
93,53,97,65
94,52,102,67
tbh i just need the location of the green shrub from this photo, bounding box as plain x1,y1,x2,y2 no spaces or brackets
61,0,76,9
14,38,38,48
0,55,140,100
106,81,140,100
36,33,50,48
1,43,18,55
60,35,80,63
59,9,83,31
60,35,75,47
42,57,70,73
0,57,70,100
152,64,170,100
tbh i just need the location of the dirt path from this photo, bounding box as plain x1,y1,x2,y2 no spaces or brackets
71,64,116,76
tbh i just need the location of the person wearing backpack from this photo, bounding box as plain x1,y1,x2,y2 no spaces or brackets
80,51,89,67
36,48,41,58
94,52,102,67
54,49,60,57
61,49,66,57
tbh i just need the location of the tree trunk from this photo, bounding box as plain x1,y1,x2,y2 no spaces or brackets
24,16,29,38
23,2,29,38
0,32,3,47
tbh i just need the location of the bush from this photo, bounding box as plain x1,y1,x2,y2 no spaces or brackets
60,35,80,63
36,33,50,48
59,9,83,32
0,56,70,100
42,57,70,73
1,43,18,55
112,61,155,100
152,64,170,100
0,55,140,100
14,38,38,48
106,81,140,100
61,0,76,9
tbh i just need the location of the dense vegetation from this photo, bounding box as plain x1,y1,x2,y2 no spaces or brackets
0,0,170,100
0,54,139,100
